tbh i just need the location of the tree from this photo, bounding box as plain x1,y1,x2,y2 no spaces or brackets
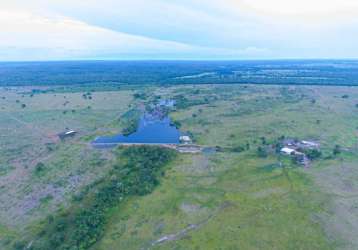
260,137,267,145
35,162,45,172
333,145,341,156
275,142,283,153
257,146,268,158
304,149,322,160
232,146,245,153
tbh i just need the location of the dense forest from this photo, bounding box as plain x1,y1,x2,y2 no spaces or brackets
1,60,358,86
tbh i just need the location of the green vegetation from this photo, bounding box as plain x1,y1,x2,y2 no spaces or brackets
304,149,322,160
333,145,342,156
120,109,141,136
173,94,209,109
29,146,176,250
257,146,268,158
1,84,358,250
2,61,358,86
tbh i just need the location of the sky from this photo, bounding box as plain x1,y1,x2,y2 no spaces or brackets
1,0,358,61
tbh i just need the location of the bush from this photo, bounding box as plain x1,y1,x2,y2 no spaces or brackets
13,241,26,250
35,162,45,173
304,149,322,160
231,146,245,153
333,145,341,155
171,120,182,129
257,146,268,158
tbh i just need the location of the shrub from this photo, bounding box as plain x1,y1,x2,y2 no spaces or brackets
304,149,322,160
257,146,268,158
35,162,45,173
333,145,341,155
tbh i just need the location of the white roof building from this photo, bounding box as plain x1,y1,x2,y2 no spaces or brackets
180,136,191,143
281,147,296,155
301,140,319,147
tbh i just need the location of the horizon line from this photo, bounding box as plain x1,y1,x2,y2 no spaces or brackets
1,58,358,63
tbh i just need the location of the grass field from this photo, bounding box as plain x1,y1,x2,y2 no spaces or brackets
0,84,357,249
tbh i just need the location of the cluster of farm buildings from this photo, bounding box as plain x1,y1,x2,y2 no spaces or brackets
280,139,320,166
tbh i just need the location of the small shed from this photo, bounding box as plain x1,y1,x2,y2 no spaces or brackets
179,135,191,144
58,130,77,140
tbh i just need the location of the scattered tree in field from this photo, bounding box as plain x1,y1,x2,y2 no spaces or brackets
333,145,341,156
275,142,283,153
133,93,146,99
21,104,26,108
35,162,45,174
257,146,268,158
260,137,267,145
231,146,245,153
342,94,349,99
82,92,92,100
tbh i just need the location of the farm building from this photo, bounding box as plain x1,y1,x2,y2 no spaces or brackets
281,147,296,155
301,140,320,148
58,130,77,140
179,135,192,144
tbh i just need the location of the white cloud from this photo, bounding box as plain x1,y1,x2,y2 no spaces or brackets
0,0,358,60
0,7,271,60
236,0,358,15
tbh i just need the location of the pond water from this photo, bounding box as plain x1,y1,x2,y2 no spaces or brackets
92,115,181,145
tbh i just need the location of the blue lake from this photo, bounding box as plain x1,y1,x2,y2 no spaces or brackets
92,115,181,145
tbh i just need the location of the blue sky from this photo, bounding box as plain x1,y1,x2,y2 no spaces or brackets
1,0,358,61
